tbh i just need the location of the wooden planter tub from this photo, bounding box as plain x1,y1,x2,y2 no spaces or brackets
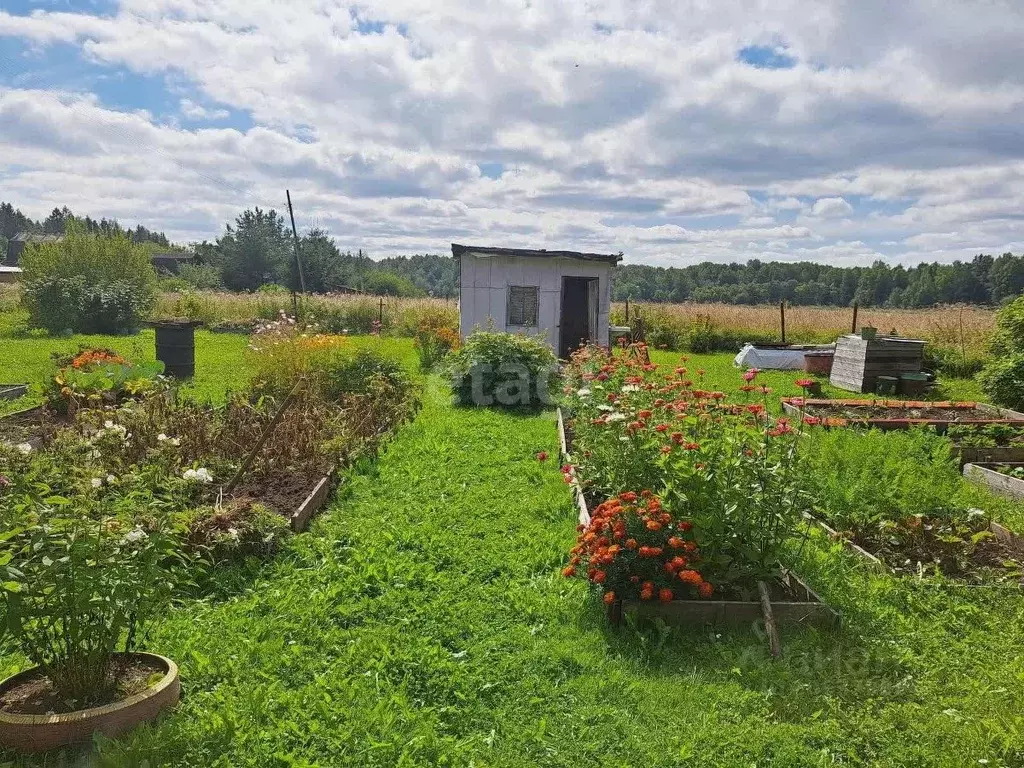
0,653,179,754
558,409,840,630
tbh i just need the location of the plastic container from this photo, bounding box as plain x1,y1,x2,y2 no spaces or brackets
876,376,898,395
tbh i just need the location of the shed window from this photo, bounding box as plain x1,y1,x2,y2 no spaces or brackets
507,286,539,326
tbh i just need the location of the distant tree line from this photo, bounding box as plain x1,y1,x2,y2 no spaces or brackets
0,202,173,254
610,255,1024,307
8,200,1024,306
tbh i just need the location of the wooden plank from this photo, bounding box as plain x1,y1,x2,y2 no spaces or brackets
803,512,887,571
963,463,1024,501
0,384,27,401
557,407,569,460
290,469,337,532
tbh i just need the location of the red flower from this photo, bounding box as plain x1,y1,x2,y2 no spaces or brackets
592,570,607,584
561,566,575,577
654,423,670,432
603,591,617,604
678,569,702,586
679,521,693,532
795,378,814,389
668,536,684,548
660,445,673,454
646,520,662,531
619,492,638,503
625,538,638,549
536,451,549,462
802,416,821,426
638,410,653,419
658,588,674,603
698,582,714,598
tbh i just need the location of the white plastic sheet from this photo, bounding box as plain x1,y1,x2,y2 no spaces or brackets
734,344,815,370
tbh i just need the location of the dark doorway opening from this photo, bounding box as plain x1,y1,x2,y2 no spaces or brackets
560,276,597,358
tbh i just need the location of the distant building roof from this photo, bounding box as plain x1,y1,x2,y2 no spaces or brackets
451,243,622,265
11,232,63,244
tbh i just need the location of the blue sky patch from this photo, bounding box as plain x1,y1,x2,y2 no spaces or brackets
737,45,798,70
477,162,504,179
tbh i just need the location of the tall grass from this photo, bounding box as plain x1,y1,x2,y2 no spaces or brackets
155,291,458,336
614,301,995,372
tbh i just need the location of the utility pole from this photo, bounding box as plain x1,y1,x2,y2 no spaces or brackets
286,190,307,321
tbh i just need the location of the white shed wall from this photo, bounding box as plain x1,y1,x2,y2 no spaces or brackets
458,252,613,351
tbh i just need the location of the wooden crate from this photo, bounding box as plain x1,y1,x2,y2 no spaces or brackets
829,335,926,393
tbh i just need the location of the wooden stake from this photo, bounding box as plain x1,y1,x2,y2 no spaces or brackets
780,300,786,345
851,301,859,335
758,580,782,659
625,297,630,323
224,377,305,495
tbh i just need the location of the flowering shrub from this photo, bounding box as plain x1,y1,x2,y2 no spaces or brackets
564,343,811,587
42,348,165,415
413,316,460,371
446,329,558,407
565,491,712,603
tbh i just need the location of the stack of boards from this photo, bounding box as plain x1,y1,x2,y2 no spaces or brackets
829,334,926,393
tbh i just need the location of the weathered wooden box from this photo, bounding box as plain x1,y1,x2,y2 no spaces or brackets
963,463,1024,501
829,335,926,393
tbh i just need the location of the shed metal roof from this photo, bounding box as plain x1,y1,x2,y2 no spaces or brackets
451,243,621,264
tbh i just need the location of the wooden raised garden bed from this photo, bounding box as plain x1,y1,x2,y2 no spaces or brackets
0,406,46,448
557,408,841,632
782,399,1024,465
608,572,839,630
781,399,1024,430
804,507,1023,584
0,384,27,401
964,463,1024,502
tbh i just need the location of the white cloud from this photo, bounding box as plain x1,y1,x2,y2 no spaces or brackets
810,196,854,218
0,0,1023,266
179,99,230,121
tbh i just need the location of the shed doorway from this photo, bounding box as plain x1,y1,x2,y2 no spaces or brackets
559,276,598,358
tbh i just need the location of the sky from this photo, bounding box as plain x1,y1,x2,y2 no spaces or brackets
1,1,1024,267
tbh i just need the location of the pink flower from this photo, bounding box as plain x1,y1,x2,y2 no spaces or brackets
536,451,549,462
794,378,814,389
743,368,759,382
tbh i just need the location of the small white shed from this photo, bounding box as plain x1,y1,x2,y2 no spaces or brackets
453,243,622,358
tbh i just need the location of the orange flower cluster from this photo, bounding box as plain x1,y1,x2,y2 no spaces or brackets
564,490,714,603
70,349,127,370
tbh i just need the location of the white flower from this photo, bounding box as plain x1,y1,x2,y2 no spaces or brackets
15,443,32,454
171,437,181,446
124,527,148,544
89,449,101,459
91,477,103,488
597,404,614,412
576,388,591,397
227,527,240,541
157,433,168,442
106,474,116,484
341,328,349,334
104,420,114,429
606,412,627,423
621,384,640,393
184,467,213,483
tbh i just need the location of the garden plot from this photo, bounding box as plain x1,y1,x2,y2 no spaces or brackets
800,427,1024,583
964,462,1024,501
559,343,840,644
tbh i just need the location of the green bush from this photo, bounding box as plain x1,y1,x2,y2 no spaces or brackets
990,294,1024,357
446,329,558,407
178,263,223,291
979,353,1024,410
19,226,157,334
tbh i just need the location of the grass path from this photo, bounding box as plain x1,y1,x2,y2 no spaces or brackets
9,382,1024,767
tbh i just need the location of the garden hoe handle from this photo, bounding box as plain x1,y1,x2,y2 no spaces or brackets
223,376,306,495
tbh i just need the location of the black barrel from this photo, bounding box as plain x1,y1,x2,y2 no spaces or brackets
154,320,199,378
